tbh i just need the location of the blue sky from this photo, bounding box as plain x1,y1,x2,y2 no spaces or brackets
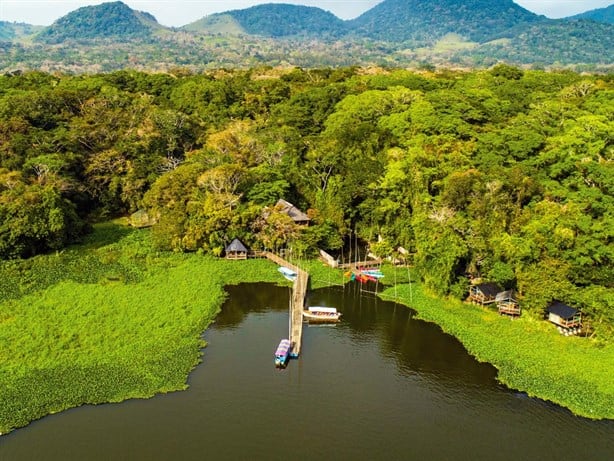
1,1,612,27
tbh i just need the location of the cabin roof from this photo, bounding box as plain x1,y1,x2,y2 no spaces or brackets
225,238,248,253
475,282,501,297
547,301,579,319
276,199,310,222
495,290,516,302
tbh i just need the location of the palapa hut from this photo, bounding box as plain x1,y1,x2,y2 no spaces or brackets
469,282,501,305
547,301,582,335
496,290,520,316
275,199,310,226
225,238,248,260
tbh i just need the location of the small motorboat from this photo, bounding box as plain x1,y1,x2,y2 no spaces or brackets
275,339,292,368
302,306,342,323
360,268,384,279
358,267,384,279
278,266,297,282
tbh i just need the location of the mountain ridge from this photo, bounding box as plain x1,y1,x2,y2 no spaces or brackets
568,4,614,24
0,21,44,42
34,1,164,44
184,3,346,38
349,0,544,43
1,0,612,71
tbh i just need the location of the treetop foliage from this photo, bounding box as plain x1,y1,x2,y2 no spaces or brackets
0,66,611,335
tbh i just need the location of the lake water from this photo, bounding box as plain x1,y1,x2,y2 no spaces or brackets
2,283,612,460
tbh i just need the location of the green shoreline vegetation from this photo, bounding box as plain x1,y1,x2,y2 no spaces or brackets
0,67,612,431
377,267,614,420
0,223,612,435
0,223,282,434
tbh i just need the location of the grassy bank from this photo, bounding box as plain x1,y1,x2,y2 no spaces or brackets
0,223,282,434
378,275,614,420
1,226,611,433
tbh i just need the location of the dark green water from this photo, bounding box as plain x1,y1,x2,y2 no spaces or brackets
2,283,613,460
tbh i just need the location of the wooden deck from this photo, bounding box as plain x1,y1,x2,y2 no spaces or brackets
337,260,381,270
290,270,308,355
257,251,308,357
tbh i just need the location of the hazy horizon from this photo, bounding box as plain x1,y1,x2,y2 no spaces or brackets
1,0,612,27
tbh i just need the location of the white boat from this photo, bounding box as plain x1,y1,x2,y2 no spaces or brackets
278,266,297,281
302,306,341,323
360,268,384,279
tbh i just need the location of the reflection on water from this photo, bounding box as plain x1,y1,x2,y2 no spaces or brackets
3,283,613,461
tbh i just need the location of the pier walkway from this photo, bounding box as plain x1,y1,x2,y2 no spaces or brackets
253,251,308,356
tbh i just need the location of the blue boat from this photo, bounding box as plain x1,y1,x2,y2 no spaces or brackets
360,269,384,279
274,339,292,368
278,266,297,282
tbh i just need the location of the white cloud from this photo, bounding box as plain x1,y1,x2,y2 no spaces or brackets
515,0,613,18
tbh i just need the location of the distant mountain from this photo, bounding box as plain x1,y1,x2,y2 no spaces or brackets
183,14,245,35
0,21,43,42
184,3,346,38
349,0,544,43
568,4,614,24
35,1,165,44
2,0,612,71
458,19,614,65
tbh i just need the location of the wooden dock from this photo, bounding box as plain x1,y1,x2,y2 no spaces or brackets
257,251,308,357
337,259,381,270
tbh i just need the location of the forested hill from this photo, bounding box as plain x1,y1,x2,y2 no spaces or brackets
0,67,612,336
455,19,614,66
568,4,614,24
34,1,164,44
1,0,613,72
0,22,43,42
348,0,543,43
184,4,346,38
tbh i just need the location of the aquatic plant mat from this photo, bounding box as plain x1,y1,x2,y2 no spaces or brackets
0,223,280,434
1,229,611,433
378,269,613,420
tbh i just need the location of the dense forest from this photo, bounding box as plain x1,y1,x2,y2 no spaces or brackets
0,67,612,335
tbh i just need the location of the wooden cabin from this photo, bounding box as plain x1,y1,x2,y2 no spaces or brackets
225,238,248,260
276,199,310,226
547,301,582,335
495,290,520,316
469,282,501,305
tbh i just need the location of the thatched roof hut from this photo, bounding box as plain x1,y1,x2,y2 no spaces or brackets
276,199,310,225
225,238,248,260
469,282,501,305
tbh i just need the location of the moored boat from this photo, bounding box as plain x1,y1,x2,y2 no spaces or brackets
278,266,297,282
302,306,342,323
360,268,384,279
274,339,292,367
